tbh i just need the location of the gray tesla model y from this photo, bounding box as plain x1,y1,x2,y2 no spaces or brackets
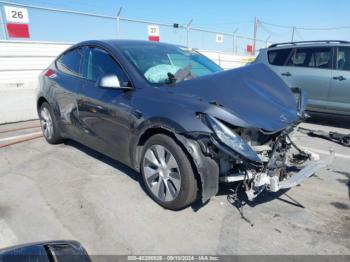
37,40,330,210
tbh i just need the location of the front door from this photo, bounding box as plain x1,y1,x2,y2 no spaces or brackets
77,47,134,164
280,47,332,112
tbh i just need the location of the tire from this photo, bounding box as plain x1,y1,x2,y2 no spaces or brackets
39,102,64,144
140,134,198,210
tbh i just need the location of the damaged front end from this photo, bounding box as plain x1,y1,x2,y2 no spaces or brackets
172,64,333,203
195,112,333,202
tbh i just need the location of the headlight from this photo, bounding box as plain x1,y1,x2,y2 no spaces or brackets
205,115,261,162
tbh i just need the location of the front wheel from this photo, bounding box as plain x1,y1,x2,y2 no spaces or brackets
140,134,198,210
39,102,64,144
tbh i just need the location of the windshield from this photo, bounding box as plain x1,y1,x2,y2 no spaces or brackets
119,43,223,85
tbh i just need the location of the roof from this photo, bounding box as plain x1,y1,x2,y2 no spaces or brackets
76,39,184,49
267,40,350,50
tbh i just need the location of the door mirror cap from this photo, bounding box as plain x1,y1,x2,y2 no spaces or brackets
96,74,132,89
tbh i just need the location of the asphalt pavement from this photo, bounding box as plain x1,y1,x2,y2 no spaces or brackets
0,117,349,255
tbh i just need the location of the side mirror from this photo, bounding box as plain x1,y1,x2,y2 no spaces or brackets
0,240,91,262
96,74,132,90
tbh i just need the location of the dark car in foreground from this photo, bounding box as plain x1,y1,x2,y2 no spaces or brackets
37,40,331,210
0,240,90,262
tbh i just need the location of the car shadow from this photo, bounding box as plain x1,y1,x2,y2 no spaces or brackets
217,183,305,208
191,182,305,213
63,140,146,188
62,140,306,212
333,170,350,199
306,111,350,129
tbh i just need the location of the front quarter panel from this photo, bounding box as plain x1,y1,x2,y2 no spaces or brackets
129,86,244,203
131,87,212,135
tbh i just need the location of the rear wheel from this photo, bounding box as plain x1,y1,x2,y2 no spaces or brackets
140,134,198,210
39,102,63,144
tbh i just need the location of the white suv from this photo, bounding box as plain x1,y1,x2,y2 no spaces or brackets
255,40,350,116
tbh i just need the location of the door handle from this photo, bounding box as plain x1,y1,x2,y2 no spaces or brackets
333,75,346,81
281,72,292,77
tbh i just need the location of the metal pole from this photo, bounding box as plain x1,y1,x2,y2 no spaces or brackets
291,26,295,42
253,17,258,55
232,28,238,54
0,6,8,40
265,35,271,47
186,19,193,48
116,7,122,39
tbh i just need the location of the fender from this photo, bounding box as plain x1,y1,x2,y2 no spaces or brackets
130,118,220,203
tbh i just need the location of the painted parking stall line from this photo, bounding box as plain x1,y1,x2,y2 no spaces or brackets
301,146,350,160
0,131,42,142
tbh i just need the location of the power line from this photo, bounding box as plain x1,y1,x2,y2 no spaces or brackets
259,20,292,29
298,25,350,31
194,20,252,27
259,19,350,31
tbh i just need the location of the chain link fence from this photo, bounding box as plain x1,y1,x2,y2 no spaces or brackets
0,0,269,55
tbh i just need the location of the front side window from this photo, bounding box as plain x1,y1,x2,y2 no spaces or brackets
287,47,331,69
56,48,83,77
268,48,292,66
118,43,222,85
84,47,129,84
337,47,350,71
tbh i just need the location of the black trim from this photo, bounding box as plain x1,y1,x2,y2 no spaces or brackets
55,46,85,80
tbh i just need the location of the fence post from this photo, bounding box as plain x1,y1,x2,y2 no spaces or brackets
186,19,193,48
232,28,238,54
116,7,122,39
0,6,8,40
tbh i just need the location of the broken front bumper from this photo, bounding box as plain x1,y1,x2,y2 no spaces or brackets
278,150,334,190
221,149,334,201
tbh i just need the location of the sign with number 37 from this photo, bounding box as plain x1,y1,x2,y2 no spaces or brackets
4,6,30,23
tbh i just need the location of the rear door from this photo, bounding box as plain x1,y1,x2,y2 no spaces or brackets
329,46,350,115
53,47,84,139
77,46,134,163
280,47,332,112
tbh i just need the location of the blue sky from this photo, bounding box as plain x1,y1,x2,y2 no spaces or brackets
1,0,350,53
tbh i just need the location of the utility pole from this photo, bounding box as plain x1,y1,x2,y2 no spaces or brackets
186,19,193,48
291,26,295,42
253,17,258,55
116,7,123,39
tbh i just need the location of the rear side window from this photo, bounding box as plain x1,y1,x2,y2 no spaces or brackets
56,48,83,77
268,49,292,65
287,47,331,69
84,47,129,84
336,47,350,71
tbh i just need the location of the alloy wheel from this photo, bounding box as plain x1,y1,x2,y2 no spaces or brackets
40,107,53,140
143,145,182,202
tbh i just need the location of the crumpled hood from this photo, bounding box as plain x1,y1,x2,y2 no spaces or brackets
173,63,298,131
